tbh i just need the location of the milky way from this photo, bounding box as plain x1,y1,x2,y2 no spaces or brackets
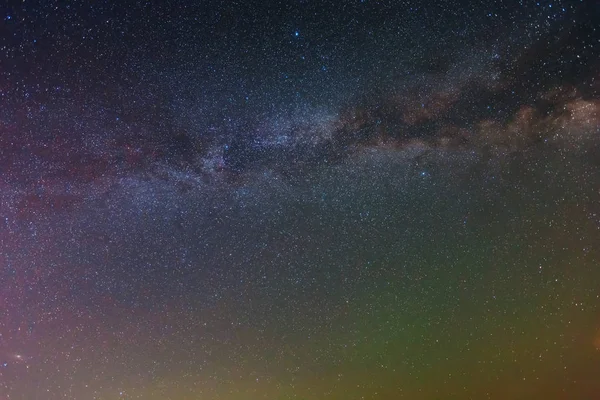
1,1,599,399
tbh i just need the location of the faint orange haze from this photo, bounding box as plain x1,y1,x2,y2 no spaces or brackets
594,330,600,351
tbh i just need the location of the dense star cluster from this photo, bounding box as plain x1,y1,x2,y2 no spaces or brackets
1,0,599,399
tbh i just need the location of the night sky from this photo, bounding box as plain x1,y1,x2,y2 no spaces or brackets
1,0,599,399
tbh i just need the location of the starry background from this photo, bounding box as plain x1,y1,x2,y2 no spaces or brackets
1,0,599,399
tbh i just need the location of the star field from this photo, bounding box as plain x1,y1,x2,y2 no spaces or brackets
1,0,599,399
